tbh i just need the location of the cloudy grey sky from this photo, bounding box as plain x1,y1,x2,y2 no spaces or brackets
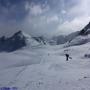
0,0,90,37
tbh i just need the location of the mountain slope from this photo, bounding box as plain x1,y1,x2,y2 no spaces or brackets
79,22,90,35
66,22,90,47
0,31,39,52
50,22,90,46
0,42,90,90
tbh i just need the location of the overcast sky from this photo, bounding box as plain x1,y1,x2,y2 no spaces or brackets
0,0,90,37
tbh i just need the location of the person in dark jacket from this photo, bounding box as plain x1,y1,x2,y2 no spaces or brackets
65,54,72,61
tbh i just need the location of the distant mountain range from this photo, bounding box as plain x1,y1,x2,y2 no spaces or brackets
0,22,90,52
52,22,90,46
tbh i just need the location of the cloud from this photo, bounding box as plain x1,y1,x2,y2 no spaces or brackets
54,0,90,35
61,10,66,14
0,0,30,21
22,0,90,36
46,15,59,24
0,20,21,37
0,0,90,37
57,16,90,35
21,14,60,37
68,0,89,18
29,4,50,16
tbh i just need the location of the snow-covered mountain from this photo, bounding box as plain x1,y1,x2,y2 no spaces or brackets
51,35,66,45
1,22,90,52
51,31,80,45
66,22,90,47
32,36,48,45
79,22,90,35
50,22,90,46
0,31,40,52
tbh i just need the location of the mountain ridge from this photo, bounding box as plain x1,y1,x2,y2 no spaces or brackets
0,30,40,52
0,22,90,52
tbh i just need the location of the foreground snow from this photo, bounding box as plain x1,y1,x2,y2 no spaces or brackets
0,44,90,90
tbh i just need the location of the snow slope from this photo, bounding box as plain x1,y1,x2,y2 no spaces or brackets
21,32,40,47
0,43,90,90
65,34,90,47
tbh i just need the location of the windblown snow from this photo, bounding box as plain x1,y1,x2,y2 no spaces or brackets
0,42,90,90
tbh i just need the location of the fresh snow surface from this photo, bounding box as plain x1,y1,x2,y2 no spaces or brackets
0,44,90,90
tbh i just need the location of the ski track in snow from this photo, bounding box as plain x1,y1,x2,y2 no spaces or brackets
0,44,90,90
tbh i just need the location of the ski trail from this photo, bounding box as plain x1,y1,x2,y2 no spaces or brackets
7,66,28,86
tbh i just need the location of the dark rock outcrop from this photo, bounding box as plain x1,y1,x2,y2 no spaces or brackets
0,30,26,52
79,22,90,35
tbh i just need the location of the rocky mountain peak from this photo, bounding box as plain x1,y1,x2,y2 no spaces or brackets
79,22,90,35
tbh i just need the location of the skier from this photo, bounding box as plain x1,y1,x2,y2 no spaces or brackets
65,54,72,61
